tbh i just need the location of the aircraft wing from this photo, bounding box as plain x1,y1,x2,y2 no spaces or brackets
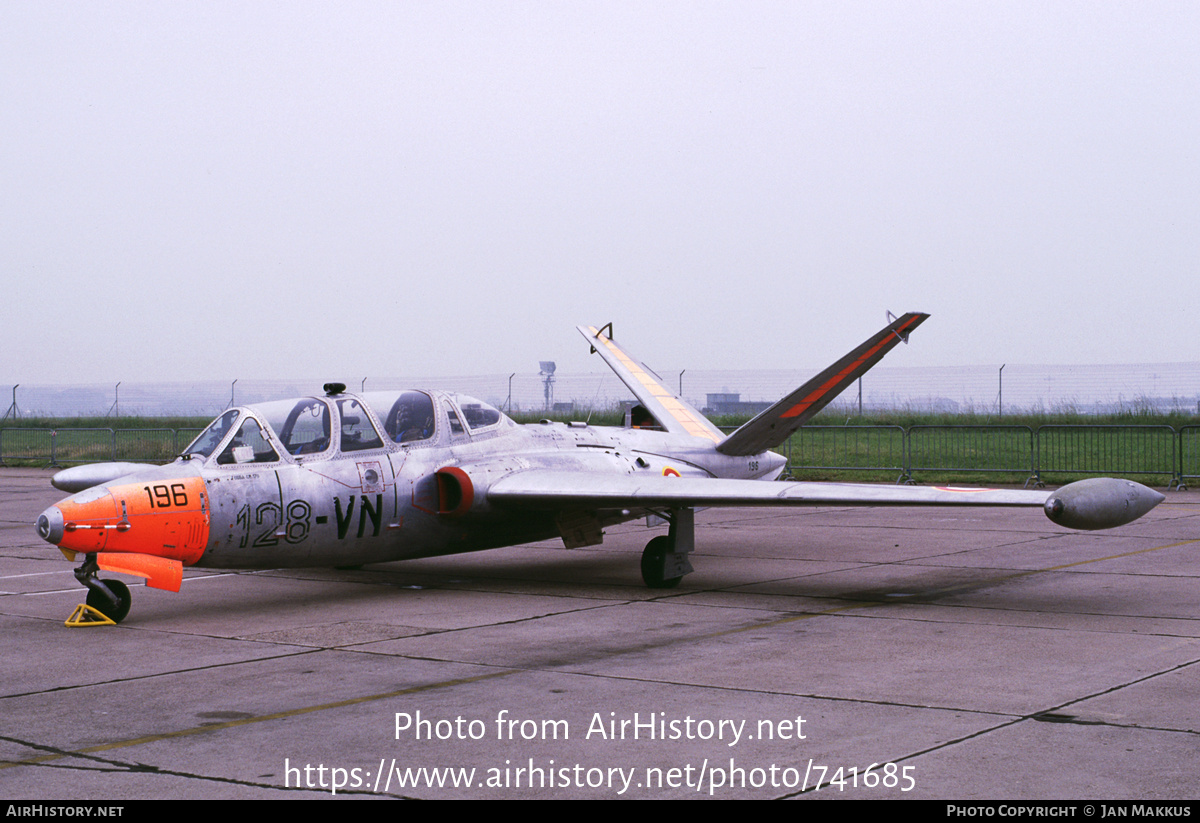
487,472,1164,530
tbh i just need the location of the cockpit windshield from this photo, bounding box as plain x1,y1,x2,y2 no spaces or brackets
216,415,280,465
184,409,239,458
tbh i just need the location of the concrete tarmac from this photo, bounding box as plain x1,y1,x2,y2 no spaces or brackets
1,467,1197,800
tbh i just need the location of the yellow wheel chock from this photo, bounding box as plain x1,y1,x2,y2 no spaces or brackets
65,603,117,627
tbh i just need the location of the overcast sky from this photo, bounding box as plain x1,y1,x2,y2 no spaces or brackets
4,1,1197,386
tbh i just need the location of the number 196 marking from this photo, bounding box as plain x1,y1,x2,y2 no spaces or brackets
143,483,188,508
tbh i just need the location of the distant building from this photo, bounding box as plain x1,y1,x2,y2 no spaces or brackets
703,393,771,416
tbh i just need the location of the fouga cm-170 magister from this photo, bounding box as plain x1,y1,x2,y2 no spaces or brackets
36,315,1164,624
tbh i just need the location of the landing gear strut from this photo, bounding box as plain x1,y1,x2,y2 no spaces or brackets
640,508,694,589
74,554,132,623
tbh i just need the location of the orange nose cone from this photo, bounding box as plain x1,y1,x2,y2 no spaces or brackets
50,486,120,553
36,505,65,545
39,477,210,565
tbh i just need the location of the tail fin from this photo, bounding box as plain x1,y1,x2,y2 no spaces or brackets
716,312,929,456
578,324,723,442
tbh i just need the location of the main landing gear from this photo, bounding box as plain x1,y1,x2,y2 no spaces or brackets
640,508,695,589
68,554,132,625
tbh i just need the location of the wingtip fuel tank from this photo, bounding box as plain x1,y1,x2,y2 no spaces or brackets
1044,478,1165,530
52,463,157,493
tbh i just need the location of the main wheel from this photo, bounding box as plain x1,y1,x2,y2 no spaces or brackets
641,536,682,589
86,579,131,624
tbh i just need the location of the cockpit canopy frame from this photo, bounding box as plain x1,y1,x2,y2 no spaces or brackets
182,390,512,466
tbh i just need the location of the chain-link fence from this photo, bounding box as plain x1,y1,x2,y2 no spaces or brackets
4,422,1189,488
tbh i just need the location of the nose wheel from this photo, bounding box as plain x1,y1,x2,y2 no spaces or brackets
73,555,132,624
85,579,131,623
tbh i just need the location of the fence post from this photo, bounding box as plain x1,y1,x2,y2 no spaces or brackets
898,426,913,484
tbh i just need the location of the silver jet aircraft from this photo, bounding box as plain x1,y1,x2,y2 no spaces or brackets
36,315,1164,624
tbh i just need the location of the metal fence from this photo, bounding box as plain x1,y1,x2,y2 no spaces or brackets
1178,426,1200,487
1,423,1191,488
908,425,1035,482
1035,425,1177,485
786,425,908,483
0,428,202,467
783,424,1184,488
7,364,1200,419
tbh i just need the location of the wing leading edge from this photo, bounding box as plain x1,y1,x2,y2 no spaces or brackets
488,472,1164,531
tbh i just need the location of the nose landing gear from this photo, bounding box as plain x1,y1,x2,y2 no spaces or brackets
68,554,132,625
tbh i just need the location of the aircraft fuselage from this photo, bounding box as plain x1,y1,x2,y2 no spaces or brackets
39,389,785,574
